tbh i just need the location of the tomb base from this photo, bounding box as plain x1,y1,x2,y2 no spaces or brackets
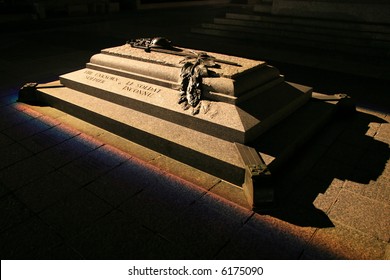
18,43,351,209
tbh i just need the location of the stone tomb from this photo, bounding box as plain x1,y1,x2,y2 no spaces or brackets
21,43,324,209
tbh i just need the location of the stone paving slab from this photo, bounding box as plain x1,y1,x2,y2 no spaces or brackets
385,244,390,260
85,161,147,207
324,141,365,165
357,154,389,183
0,106,35,131
0,156,55,192
376,180,390,204
58,145,129,186
0,194,33,235
37,133,103,169
36,243,84,260
313,178,344,213
38,189,114,239
301,221,387,260
68,210,196,260
308,157,355,184
3,117,54,142
0,216,63,259
119,166,207,232
342,180,389,204
0,142,33,170
14,170,81,213
0,179,10,198
217,214,315,259
328,189,390,242
1,95,387,260
150,155,222,191
160,193,252,258
19,123,81,154
0,132,14,147
375,123,390,145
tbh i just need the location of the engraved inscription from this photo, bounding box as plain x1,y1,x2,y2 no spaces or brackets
122,82,161,97
84,70,161,98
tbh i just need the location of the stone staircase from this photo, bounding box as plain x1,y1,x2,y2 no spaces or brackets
192,0,390,79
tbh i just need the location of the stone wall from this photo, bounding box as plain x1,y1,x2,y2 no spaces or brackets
272,0,390,24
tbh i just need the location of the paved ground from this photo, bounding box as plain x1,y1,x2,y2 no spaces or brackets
1,5,389,260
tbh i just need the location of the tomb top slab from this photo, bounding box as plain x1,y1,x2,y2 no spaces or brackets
101,44,266,79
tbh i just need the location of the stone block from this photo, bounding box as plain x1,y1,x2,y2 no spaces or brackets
58,144,127,186
14,170,81,213
37,133,103,169
58,44,311,145
313,178,344,213
85,160,147,207
0,106,34,131
20,123,80,154
0,142,33,170
0,217,62,259
69,210,189,259
150,155,221,190
3,117,52,142
0,156,54,191
328,190,390,242
25,43,344,209
217,213,315,259
160,193,252,258
0,194,32,234
36,86,246,186
94,44,282,99
210,180,250,209
375,123,390,145
301,221,387,260
38,189,113,239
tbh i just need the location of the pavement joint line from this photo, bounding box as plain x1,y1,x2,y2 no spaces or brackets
329,219,390,246
327,188,390,242
77,157,132,191
4,118,60,143
340,186,390,207
18,129,82,156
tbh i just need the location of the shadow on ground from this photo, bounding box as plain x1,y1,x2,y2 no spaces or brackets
257,108,389,228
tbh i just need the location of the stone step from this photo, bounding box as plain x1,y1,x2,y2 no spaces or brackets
192,9,390,60
255,95,352,171
216,17,390,44
193,23,390,57
59,66,311,144
35,84,247,186
30,82,344,208
188,30,390,80
225,12,390,35
54,45,313,144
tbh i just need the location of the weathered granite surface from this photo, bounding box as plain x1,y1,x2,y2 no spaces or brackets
92,44,282,99
60,67,311,143
59,44,312,143
43,43,318,207
36,86,246,186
